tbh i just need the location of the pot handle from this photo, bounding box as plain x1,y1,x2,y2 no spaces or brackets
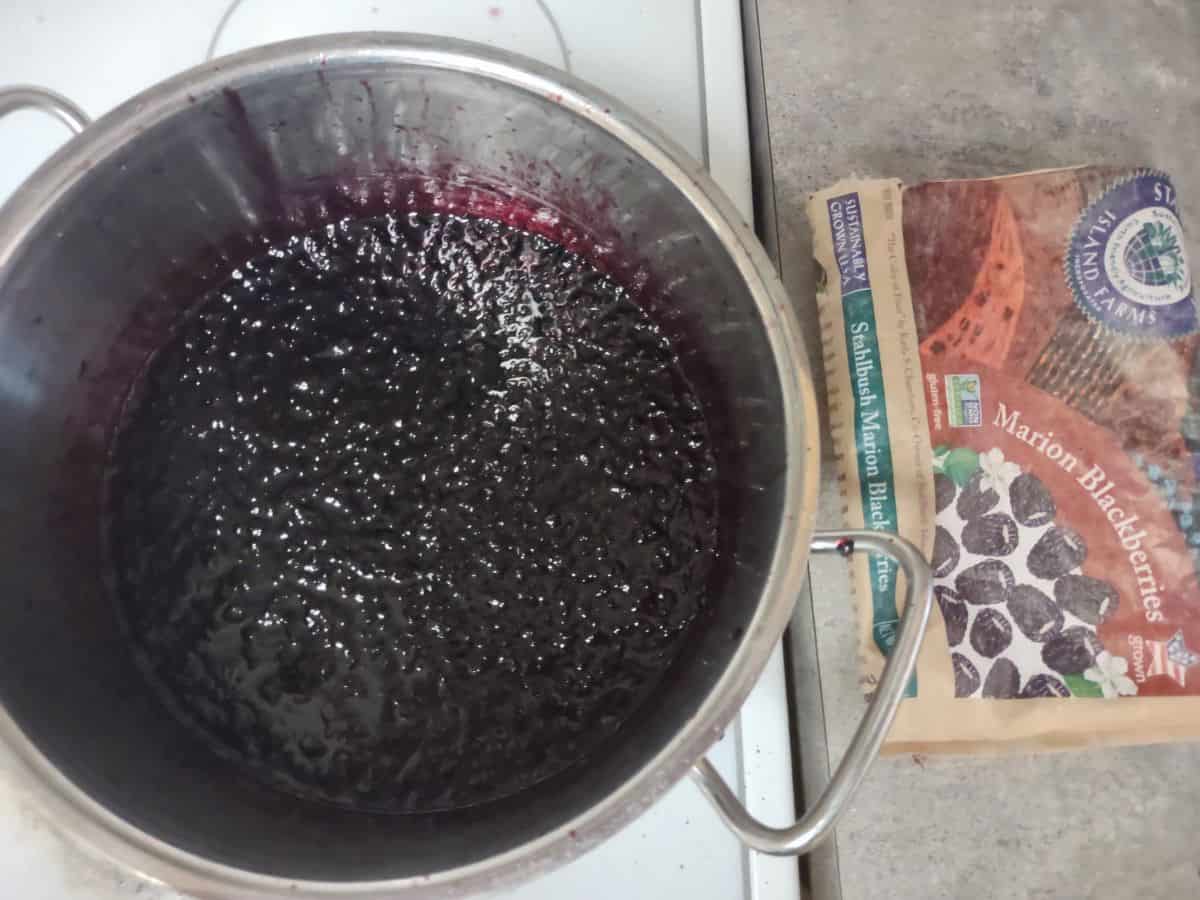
0,86,91,135
690,529,933,856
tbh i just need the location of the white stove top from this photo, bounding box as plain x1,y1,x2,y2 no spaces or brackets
0,3,799,898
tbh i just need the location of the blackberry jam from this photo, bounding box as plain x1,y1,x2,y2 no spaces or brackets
106,212,719,813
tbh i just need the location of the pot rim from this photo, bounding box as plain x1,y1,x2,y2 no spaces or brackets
0,32,820,898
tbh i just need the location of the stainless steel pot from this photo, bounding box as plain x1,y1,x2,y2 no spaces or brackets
0,34,931,899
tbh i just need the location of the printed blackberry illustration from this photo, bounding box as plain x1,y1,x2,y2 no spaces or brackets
931,445,1134,699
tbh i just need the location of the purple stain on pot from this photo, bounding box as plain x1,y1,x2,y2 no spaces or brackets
221,89,286,223
106,211,721,813
360,79,380,136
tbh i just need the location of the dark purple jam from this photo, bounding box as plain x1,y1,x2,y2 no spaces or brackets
107,212,719,813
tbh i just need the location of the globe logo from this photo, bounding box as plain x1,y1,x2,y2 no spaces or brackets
1124,220,1187,290
1103,205,1191,309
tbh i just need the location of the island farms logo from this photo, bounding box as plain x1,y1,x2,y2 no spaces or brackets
1067,172,1197,339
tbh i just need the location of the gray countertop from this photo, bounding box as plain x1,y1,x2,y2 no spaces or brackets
753,1,1200,898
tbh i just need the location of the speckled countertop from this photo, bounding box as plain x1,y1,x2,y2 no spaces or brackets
756,1,1200,898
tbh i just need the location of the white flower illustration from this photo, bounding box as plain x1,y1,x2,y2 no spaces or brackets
977,448,1020,493
1083,651,1138,698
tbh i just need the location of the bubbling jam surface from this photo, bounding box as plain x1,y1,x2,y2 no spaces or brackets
107,212,719,813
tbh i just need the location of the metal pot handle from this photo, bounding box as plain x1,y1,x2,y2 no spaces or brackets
0,86,91,135
691,529,933,855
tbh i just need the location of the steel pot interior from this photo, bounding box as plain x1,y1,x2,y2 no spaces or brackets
0,34,817,894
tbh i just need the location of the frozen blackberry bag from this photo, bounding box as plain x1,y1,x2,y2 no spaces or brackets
808,167,1200,750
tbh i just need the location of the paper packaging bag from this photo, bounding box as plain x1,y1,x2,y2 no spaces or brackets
808,168,1200,751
